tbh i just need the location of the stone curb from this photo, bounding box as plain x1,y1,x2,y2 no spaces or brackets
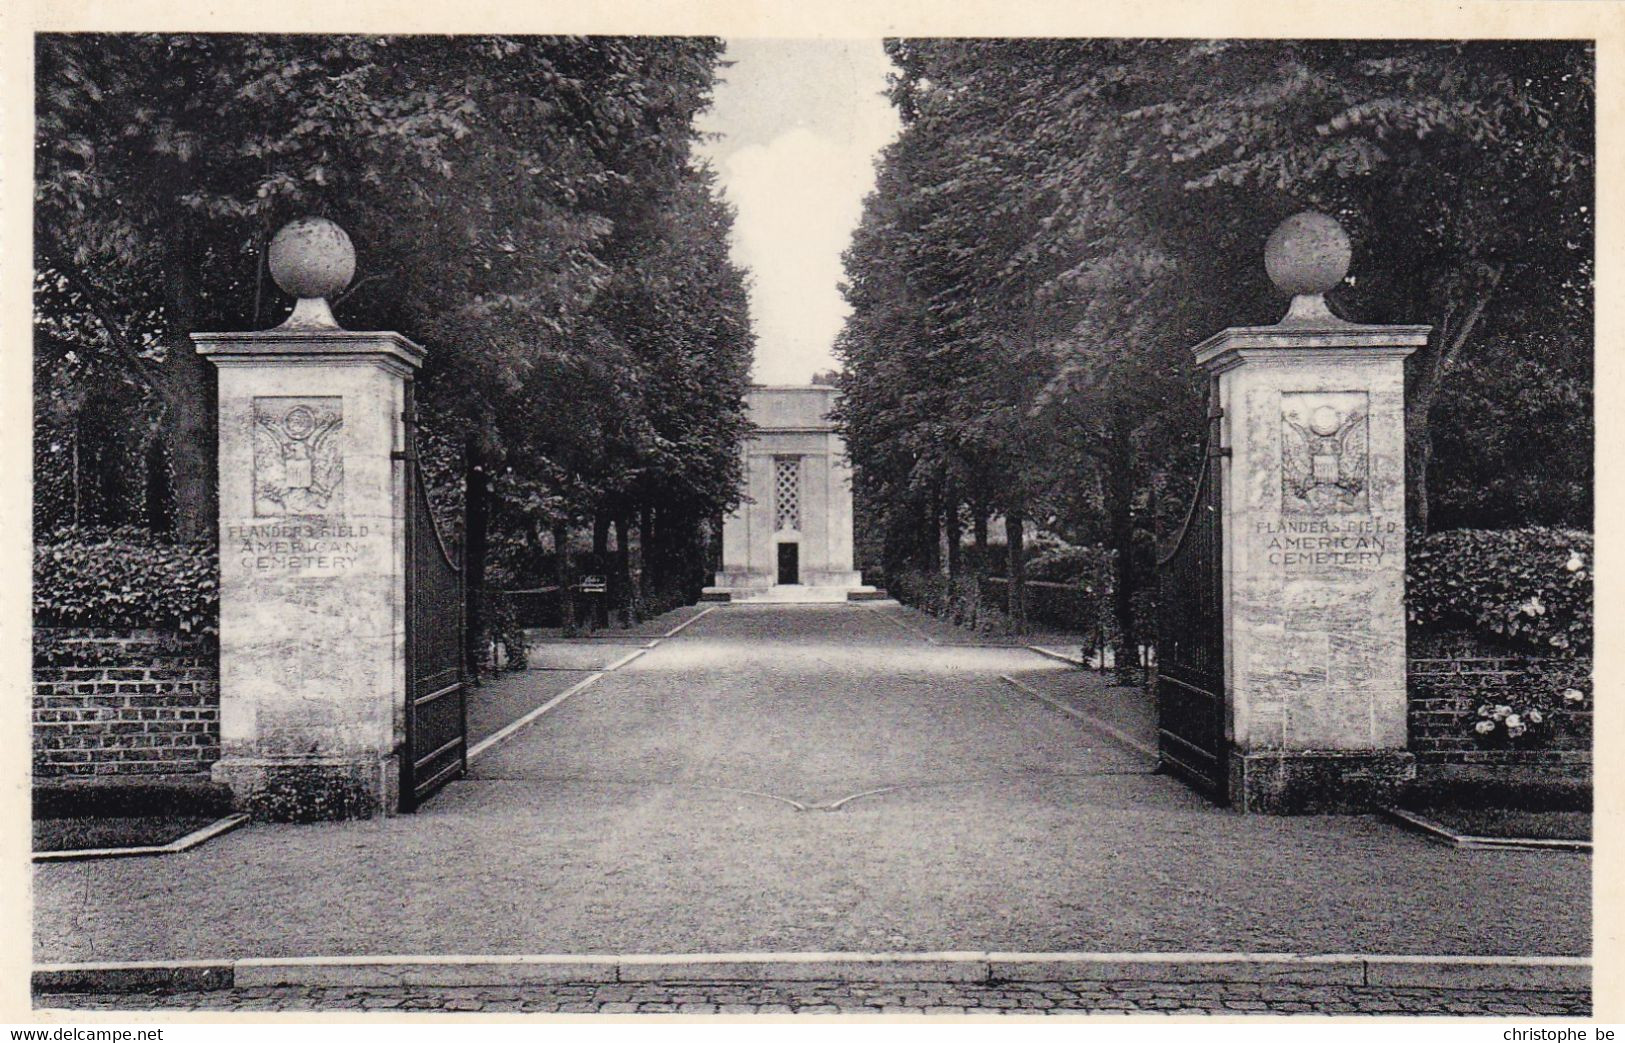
34,960,236,993
998,674,1159,762
1025,646,1088,667
1380,806,1593,853
33,951,1591,994
660,604,719,638
466,673,606,762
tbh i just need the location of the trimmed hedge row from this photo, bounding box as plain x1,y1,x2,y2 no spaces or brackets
889,570,1019,635
31,525,1592,659
979,576,1104,635
900,527,1594,657
34,527,218,635
1407,527,1591,655
34,777,234,819
1023,544,1113,585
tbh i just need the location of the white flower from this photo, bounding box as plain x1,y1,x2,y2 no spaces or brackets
1475,720,1496,735
1528,710,1543,724
1495,704,1513,717
1563,688,1585,704
1566,551,1585,572
1505,714,1523,729
1521,597,1546,617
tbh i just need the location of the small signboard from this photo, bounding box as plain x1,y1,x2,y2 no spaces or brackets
577,575,607,594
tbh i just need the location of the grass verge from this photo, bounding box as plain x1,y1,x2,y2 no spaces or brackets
1411,807,1590,842
34,815,219,853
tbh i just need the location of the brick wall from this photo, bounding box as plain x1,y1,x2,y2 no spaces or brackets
33,628,220,778
1408,653,1591,775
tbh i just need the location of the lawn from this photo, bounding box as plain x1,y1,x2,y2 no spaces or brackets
1417,806,1591,842
34,815,218,853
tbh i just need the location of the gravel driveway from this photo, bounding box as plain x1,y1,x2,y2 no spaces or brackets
34,604,1589,962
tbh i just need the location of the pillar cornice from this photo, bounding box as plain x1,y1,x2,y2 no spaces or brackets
1193,323,1430,374
1189,324,1430,376
192,329,426,375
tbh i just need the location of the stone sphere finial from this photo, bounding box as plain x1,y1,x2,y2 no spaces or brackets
1264,211,1352,325
267,217,355,329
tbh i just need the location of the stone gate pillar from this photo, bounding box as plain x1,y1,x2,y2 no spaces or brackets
193,218,421,819
1199,213,1430,812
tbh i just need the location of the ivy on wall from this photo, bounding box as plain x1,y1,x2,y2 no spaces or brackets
1407,528,1592,655
34,527,218,635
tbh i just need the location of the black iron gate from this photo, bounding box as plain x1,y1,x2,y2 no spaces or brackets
1155,384,1228,802
400,388,467,811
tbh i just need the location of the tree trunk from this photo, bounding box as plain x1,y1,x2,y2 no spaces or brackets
159,245,216,543
160,353,216,541
638,505,653,601
526,521,546,589
71,418,81,529
944,480,962,582
463,445,489,675
591,512,611,628
143,434,173,533
1405,394,1436,536
972,506,989,572
614,513,632,625
553,522,574,633
1403,263,1502,536
924,488,942,574
1107,408,1141,685
1006,508,1026,630
1404,323,1446,538
650,507,664,592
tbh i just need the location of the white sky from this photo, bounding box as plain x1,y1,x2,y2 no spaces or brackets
695,38,901,385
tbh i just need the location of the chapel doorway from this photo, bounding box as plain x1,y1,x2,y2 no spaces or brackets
777,543,800,585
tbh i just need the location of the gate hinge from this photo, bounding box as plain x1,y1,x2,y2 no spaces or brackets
1209,446,1232,458
391,450,412,461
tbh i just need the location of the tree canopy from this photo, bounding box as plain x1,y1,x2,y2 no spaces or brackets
35,34,756,649
837,38,1593,664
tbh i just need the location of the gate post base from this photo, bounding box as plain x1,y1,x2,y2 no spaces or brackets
212,754,400,822
1228,750,1416,815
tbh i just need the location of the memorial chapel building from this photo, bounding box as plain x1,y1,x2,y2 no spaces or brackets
704,385,873,603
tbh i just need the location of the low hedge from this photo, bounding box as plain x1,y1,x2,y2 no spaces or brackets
980,576,1104,634
1401,775,1591,813
34,777,235,820
890,569,1018,635
1407,528,1592,655
1024,545,1113,586
34,527,218,635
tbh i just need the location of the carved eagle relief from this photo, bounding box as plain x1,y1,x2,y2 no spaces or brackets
252,398,344,516
1282,401,1368,512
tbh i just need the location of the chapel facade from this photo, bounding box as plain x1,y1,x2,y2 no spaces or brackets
704,385,873,602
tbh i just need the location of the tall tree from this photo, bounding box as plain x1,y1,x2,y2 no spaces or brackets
34,35,748,548
838,37,1591,661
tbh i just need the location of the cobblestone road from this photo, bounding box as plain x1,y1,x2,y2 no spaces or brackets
38,980,1590,1016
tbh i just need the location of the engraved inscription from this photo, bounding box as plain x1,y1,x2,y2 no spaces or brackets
253,396,343,517
1256,516,1397,569
1282,391,1367,513
227,521,372,575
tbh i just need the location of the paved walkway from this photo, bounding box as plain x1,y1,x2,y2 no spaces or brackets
38,980,1590,1016
35,604,1589,969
